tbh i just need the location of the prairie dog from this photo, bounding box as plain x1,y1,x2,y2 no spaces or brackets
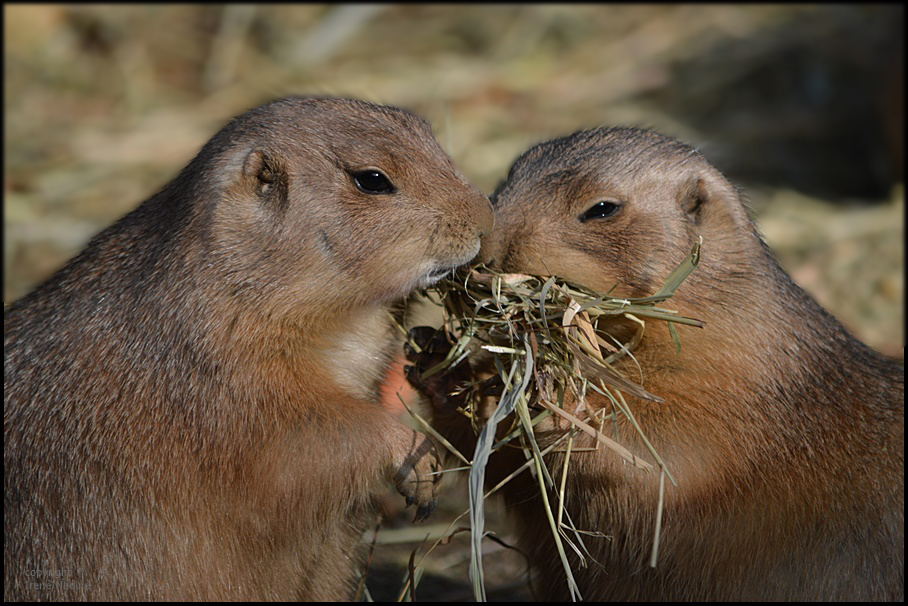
407,127,903,601
4,96,494,600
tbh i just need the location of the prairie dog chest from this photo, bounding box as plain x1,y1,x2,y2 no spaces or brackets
319,309,397,402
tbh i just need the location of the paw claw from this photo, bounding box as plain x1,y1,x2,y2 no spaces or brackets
413,500,437,523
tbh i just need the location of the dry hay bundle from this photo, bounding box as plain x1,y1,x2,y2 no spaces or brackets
403,238,704,601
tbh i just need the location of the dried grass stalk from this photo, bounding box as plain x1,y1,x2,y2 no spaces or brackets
412,238,704,602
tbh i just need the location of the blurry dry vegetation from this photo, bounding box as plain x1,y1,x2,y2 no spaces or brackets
3,4,903,602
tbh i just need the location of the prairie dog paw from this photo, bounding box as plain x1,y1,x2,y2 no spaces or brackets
391,430,441,522
404,326,467,410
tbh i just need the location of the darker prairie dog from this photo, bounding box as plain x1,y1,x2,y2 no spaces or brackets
4,96,494,601
407,127,903,601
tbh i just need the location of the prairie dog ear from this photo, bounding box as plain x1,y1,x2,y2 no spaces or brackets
682,168,752,233
679,176,706,224
242,149,289,212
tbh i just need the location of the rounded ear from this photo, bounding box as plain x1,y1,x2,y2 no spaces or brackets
679,176,705,224
681,167,753,233
242,149,289,213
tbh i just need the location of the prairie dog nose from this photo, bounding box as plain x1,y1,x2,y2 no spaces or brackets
475,192,495,238
476,228,503,266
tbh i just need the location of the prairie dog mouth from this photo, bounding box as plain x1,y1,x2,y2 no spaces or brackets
418,265,458,288
417,237,483,288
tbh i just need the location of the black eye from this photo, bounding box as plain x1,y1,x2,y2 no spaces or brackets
579,200,621,223
351,170,395,194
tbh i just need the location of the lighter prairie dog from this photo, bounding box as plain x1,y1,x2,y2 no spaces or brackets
4,96,494,600
408,126,903,601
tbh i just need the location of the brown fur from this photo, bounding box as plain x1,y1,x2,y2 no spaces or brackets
4,97,494,600
407,127,903,601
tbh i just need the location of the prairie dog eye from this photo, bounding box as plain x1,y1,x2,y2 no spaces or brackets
579,200,621,222
351,169,396,194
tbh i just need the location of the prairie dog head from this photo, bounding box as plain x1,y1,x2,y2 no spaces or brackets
178,97,493,317
483,127,761,302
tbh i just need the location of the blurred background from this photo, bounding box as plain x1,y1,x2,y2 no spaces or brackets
4,4,903,601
